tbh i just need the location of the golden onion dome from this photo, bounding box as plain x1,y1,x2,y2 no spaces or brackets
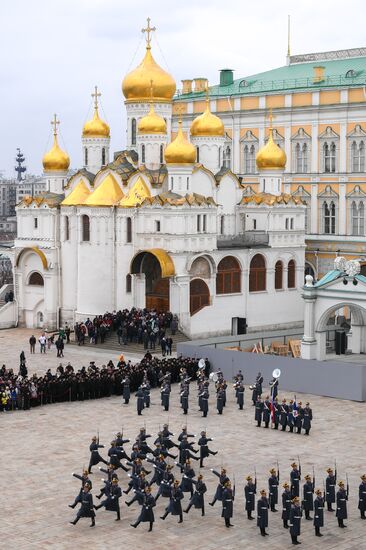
165,120,196,164
190,98,224,137
138,103,167,134
82,108,110,138
122,45,176,102
43,116,70,172
256,127,287,170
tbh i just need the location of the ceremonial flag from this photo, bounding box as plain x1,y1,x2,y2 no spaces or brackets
270,396,275,423
293,395,298,418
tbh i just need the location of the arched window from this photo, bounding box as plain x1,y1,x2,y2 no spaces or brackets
190,279,210,315
216,256,241,294
102,147,106,166
65,216,69,241
249,254,266,292
126,274,132,293
82,215,90,242
323,201,336,234
28,272,44,286
244,145,255,174
287,259,296,288
351,201,365,235
126,217,132,243
295,143,308,173
160,144,164,164
351,141,365,172
223,146,231,168
330,142,336,172
275,260,283,290
131,118,137,145
323,141,336,172
196,147,200,163
141,144,145,164
84,148,88,166
323,143,330,172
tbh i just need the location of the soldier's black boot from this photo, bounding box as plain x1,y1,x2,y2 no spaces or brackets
260,528,265,536
200,460,204,468
201,505,205,516
315,526,323,537
338,518,343,528
184,504,192,514
160,511,168,520
247,511,253,520
68,503,76,509
90,518,95,527
209,498,216,506
148,521,153,532
115,509,121,521
70,517,79,525
225,518,230,528
130,520,140,528
178,513,183,523
361,511,366,519
283,519,288,528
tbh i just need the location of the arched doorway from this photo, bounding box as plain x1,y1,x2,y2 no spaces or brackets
190,279,210,315
316,302,366,357
0,252,14,304
130,249,175,312
36,311,44,328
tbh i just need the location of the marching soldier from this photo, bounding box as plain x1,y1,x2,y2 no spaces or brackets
122,375,130,404
69,469,92,508
287,400,295,432
257,489,269,536
302,474,314,520
336,480,348,528
160,479,184,523
88,436,108,473
255,396,263,427
198,430,217,467
178,435,199,467
180,385,189,415
221,480,235,528
290,462,301,498
244,475,256,520
282,482,291,528
135,386,145,416
237,382,245,410
269,375,279,400
200,386,209,418
295,401,304,434
94,477,122,521
289,496,302,545
273,397,280,430
314,488,324,537
178,459,195,498
216,384,225,415
262,395,271,428
302,402,313,435
125,472,149,507
161,382,170,411
130,486,156,531
142,379,151,408
280,399,288,431
209,467,229,507
325,467,336,511
268,468,279,512
359,474,366,519
252,372,263,405
154,464,174,502
69,482,96,527
184,474,207,516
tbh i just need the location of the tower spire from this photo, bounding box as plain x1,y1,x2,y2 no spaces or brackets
286,15,291,65
142,17,156,49
91,85,101,111
15,148,26,182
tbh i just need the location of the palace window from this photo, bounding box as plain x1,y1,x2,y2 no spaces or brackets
155,220,161,232
141,144,145,164
131,119,137,145
249,254,266,292
287,259,296,288
323,201,336,234
28,272,44,286
102,147,106,166
243,144,256,174
126,217,132,243
295,142,308,173
223,146,231,168
196,147,200,163
216,256,241,294
190,279,210,316
65,216,69,241
82,215,90,241
351,201,365,236
160,145,164,164
323,142,336,173
126,274,132,293
34,218,38,229
275,261,283,290
84,148,88,166
351,141,365,172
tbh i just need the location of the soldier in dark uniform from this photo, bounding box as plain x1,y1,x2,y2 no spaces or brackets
154,464,174,502
69,470,92,508
184,473,207,516
135,386,145,415
282,482,291,528
262,395,271,428
302,474,314,520
160,479,184,523
88,436,108,473
252,372,263,405
125,471,149,507
314,488,324,537
273,398,280,430
181,386,189,415
336,480,348,528
108,440,130,472
209,467,229,507
290,462,301,498
69,483,96,527
162,424,179,449
269,376,279,400
302,402,313,435
216,385,225,414
289,496,302,545
122,376,130,404
178,459,195,497
178,435,199,467
198,430,217,467
200,386,209,418
268,468,279,512
161,382,170,411
142,379,151,408
287,400,295,432
257,489,269,536
237,382,245,410
130,486,156,531
295,401,304,434
280,399,288,431
244,475,256,520
359,474,366,519
221,480,234,527
325,467,336,511
255,396,263,427
178,426,195,442
94,478,122,520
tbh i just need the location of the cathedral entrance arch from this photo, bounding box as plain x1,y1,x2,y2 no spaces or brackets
130,249,175,312
190,279,210,315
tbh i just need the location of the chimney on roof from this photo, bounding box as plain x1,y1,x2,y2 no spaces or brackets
220,69,234,87
313,66,325,83
193,78,208,92
181,79,193,94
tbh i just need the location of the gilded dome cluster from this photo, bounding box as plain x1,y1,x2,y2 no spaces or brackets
190,98,224,137
138,103,167,134
82,108,110,138
164,120,196,164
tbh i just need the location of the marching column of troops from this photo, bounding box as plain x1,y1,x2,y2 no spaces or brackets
68,426,366,544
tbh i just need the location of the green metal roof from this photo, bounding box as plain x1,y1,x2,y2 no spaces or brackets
176,56,366,100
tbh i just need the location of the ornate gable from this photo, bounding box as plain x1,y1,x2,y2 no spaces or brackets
291,127,311,141
240,130,258,143
319,126,339,139
318,184,339,198
347,124,366,138
292,184,311,197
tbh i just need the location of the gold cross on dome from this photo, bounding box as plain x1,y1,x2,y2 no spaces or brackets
175,104,185,123
91,85,101,109
51,114,60,136
142,17,156,48
267,108,275,128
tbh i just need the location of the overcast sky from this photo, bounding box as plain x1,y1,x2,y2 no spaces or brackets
1,0,366,177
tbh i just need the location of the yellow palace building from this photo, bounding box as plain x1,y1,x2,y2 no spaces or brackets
173,47,366,279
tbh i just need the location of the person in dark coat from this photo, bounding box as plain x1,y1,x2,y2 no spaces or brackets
251,372,263,404
200,387,209,418
154,464,174,501
359,474,366,519
179,459,195,497
130,486,156,531
69,483,95,527
184,474,207,516
181,386,189,415
178,436,199,467
325,467,336,511
262,395,271,428
313,488,324,537
289,496,302,545
290,462,301,498
336,480,348,528
160,479,184,523
69,470,92,508
295,401,304,434
94,478,122,520
209,468,229,507
161,382,170,411
302,474,314,520
282,482,292,528
221,480,234,527
302,402,313,435
257,489,269,536
255,396,263,427
88,436,108,473
268,468,279,512
237,382,244,410
244,475,256,520
198,430,217,467
287,400,295,432
122,376,130,404
269,376,279,400
280,399,288,431
135,387,144,415
142,380,150,408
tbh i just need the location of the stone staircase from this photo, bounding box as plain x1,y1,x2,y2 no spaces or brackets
68,328,189,354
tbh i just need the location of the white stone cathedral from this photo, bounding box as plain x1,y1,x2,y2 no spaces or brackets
4,22,306,338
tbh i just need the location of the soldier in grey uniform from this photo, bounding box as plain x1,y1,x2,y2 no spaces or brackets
336,480,348,528
69,483,95,527
359,474,366,519
313,488,324,537
289,496,302,545
268,468,279,512
325,467,336,511
257,489,269,536
244,475,256,520
184,474,207,516
281,482,291,528
221,480,235,527
302,474,314,520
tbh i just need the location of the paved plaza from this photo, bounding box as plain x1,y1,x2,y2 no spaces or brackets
1,328,366,550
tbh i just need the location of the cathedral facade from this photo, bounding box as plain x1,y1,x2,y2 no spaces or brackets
5,23,306,338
